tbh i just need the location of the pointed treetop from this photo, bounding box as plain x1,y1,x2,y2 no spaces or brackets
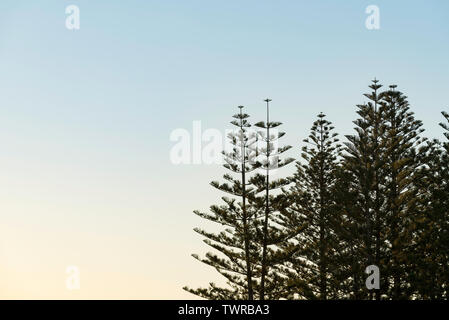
369,78,382,91
238,105,244,116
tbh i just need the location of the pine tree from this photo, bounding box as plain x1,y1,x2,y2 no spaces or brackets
364,79,386,300
279,113,341,299
340,79,387,299
339,81,425,299
411,111,449,299
379,85,424,299
184,106,260,299
250,99,295,300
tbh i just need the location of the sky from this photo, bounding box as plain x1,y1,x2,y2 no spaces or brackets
0,0,448,299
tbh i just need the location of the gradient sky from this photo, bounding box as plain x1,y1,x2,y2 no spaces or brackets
0,0,448,299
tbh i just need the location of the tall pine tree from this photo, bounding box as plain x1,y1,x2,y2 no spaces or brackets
340,79,387,299
379,85,424,299
250,99,295,300
184,106,260,299
339,81,424,299
279,113,341,299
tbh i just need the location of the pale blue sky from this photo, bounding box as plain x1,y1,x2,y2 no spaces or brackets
0,0,448,298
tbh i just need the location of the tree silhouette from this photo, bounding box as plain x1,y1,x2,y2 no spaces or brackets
279,113,342,299
339,80,388,299
184,106,260,299
250,99,294,300
187,85,449,301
